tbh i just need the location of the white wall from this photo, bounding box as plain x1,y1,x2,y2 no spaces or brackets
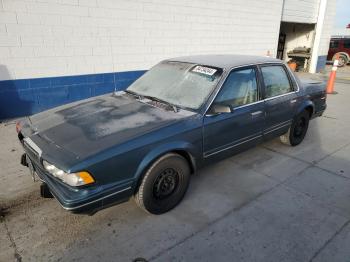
282,0,320,24
0,0,283,81
308,0,336,72
317,0,336,56
332,28,350,37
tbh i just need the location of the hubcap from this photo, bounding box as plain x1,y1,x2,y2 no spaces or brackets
339,57,346,67
153,168,179,199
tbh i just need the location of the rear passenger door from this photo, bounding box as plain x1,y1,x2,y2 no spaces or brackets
259,64,298,139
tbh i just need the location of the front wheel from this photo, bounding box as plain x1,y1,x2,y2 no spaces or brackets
280,110,310,146
134,153,190,214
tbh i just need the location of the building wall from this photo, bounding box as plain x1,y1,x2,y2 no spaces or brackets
281,0,336,72
317,0,336,56
0,0,283,81
313,0,336,72
332,28,350,37
280,22,315,61
281,0,320,24
0,0,284,119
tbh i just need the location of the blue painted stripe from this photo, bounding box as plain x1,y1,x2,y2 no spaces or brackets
316,55,327,73
0,70,146,120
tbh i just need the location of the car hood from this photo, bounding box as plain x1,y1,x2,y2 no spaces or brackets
25,92,195,161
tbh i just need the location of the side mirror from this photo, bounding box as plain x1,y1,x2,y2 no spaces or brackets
207,104,232,116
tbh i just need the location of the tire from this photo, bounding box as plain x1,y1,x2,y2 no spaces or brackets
134,153,190,214
280,110,310,146
333,54,348,67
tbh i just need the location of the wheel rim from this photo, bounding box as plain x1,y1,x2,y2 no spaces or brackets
294,117,306,138
153,168,179,200
339,57,346,67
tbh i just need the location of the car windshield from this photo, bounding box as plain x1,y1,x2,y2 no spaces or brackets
127,61,223,110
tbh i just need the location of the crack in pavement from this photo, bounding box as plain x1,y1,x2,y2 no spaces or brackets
148,172,294,261
309,219,350,262
148,154,349,261
3,218,22,262
262,141,350,180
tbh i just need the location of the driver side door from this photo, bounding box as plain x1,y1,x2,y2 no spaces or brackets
203,66,264,158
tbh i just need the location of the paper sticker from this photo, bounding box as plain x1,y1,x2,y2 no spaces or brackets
192,66,217,76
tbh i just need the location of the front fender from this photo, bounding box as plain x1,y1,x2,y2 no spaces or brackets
133,141,200,183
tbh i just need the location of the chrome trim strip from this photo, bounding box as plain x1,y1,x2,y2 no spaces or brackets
204,62,275,114
285,65,301,93
204,62,300,115
264,121,291,135
23,137,42,157
204,134,262,158
251,110,263,116
233,100,264,110
264,91,296,101
56,186,132,211
266,119,291,130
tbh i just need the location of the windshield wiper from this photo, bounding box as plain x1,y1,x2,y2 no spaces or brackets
125,90,143,100
143,95,179,113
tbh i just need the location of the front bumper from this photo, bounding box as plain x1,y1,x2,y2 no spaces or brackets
21,153,133,213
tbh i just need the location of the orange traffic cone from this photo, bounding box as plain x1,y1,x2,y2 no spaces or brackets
326,54,339,94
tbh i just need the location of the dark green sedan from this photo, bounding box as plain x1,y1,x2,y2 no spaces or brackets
17,55,327,214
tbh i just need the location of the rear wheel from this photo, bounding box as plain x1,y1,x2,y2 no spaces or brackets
333,54,348,67
134,153,190,214
280,110,310,146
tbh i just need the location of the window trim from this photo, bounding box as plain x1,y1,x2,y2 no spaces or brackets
203,62,300,116
259,64,296,100
213,65,260,110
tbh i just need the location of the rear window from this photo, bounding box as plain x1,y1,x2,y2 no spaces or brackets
261,65,293,98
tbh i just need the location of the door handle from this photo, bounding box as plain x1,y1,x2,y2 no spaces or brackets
251,111,263,116
290,99,297,104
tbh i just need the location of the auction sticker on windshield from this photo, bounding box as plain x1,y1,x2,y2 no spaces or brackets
192,65,217,76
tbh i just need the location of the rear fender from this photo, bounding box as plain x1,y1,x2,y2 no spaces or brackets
296,99,314,117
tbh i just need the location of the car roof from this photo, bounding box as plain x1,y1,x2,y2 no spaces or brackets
167,54,281,69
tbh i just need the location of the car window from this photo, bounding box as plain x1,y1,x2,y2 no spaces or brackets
261,65,292,98
214,68,258,108
330,40,339,48
344,40,350,48
127,62,223,110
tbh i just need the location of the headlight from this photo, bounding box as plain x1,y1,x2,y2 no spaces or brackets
43,160,95,186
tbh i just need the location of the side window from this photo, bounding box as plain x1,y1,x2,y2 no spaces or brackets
261,66,292,98
329,40,339,49
215,68,258,108
344,40,350,48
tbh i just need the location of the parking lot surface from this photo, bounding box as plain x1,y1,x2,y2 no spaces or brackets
1,77,350,262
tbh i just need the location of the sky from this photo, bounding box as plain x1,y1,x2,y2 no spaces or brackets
334,0,350,28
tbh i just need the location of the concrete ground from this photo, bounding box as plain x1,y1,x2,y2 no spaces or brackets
324,64,350,82
1,75,350,262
